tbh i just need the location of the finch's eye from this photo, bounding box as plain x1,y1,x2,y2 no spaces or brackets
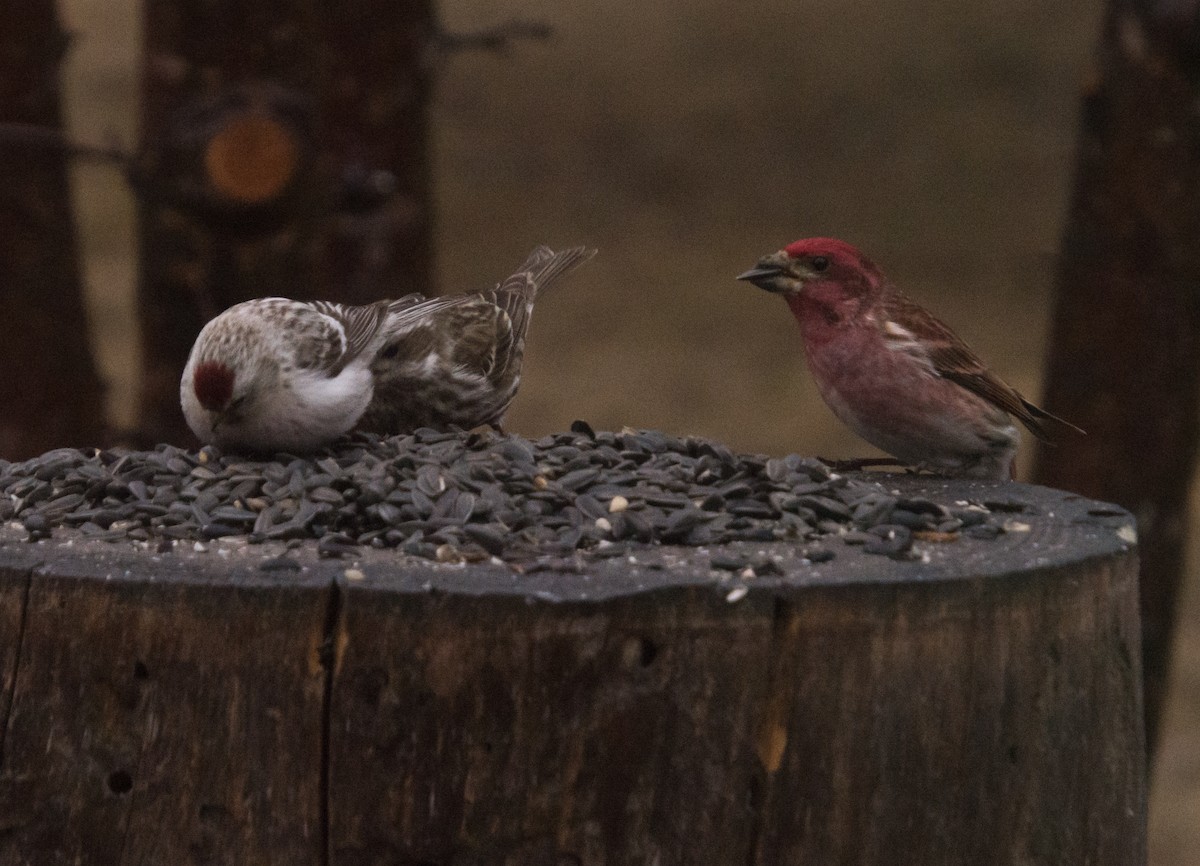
380,343,400,360
811,256,830,272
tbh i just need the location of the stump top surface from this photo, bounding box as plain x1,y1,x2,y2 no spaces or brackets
0,471,1135,602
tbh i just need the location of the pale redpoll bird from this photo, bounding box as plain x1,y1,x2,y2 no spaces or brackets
181,296,412,452
355,244,596,435
181,246,593,452
738,237,1080,479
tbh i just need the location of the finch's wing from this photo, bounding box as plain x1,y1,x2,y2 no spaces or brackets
882,293,1082,441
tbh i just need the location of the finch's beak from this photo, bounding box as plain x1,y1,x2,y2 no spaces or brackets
737,251,790,292
736,265,785,290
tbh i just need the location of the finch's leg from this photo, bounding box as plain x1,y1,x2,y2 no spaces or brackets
820,457,909,473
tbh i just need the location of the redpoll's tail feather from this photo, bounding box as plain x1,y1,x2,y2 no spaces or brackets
375,245,594,350
492,245,596,355
503,245,597,300
1018,398,1085,443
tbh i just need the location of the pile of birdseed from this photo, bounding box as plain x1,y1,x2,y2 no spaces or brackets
0,423,1007,565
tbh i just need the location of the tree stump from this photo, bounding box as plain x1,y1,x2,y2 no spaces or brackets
0,472,1144,865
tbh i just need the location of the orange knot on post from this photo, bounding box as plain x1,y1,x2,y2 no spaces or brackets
203,108,301,206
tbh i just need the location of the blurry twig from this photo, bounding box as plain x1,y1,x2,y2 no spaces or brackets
0,121,134,169
436,19,553,55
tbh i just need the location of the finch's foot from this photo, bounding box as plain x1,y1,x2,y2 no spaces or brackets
819,456,910,473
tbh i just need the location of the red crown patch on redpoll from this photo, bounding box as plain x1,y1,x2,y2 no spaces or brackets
192,361,234,412
738,237,1081,480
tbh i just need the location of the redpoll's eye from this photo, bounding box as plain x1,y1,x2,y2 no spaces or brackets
811,256,830,272
380,343,400,360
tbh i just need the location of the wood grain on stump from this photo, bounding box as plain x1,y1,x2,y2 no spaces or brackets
0,476,1144,865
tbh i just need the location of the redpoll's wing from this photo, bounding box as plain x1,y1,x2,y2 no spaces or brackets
371,294,499,374
382,296,471,332
305,300,393,373
883,293,1082,440
480,272,536,374
376,246,594,376
443,298,513,377
372,296,509,378
384,293,429,313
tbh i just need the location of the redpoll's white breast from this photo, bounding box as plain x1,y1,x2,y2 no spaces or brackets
180,297,396,453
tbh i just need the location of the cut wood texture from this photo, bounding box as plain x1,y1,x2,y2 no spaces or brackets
0,477,1145,865
0,2,106,459
136,0,435,444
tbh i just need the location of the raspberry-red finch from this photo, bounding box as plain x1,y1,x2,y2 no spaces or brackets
181,297,411,452
738,237,1080,479
356,244,595,435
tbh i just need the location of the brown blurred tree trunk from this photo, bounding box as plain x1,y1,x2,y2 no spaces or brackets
0,1,106,459
136,0,434,444
1033,0,1200,753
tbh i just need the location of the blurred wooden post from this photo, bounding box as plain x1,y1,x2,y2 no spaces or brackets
0,1,106,459
1033,0,1200,753
136,0,435,444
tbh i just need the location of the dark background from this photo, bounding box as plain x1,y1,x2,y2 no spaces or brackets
57,0,1197,859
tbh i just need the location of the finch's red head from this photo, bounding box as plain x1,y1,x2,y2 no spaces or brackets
737,237,881,299
193,361,235,411
783,238,871,271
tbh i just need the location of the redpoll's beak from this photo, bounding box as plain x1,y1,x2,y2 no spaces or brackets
209,409,231,434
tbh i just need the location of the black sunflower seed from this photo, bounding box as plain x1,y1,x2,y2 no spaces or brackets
0,428,1004,567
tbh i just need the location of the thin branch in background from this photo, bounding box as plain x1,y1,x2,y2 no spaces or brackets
436,19,552,55
0,121,134,168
